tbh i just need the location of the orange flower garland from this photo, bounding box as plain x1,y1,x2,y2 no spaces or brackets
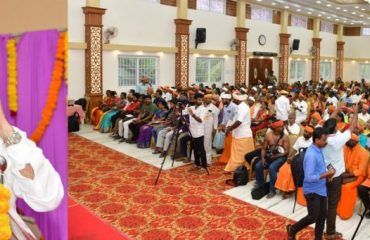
30,32,66,143
0,184,11,240
6,39,18,113
64,32,68,84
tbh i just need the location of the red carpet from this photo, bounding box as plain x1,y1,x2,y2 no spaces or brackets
69,197,129,240
69,134,314,239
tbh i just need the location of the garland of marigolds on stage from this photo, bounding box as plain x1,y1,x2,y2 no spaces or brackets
30,32,66,143
0,184,11,240
6,39,18,113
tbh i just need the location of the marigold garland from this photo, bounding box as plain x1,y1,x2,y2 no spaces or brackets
0,184,11,240
30,32,66,143
64,32,68,84
6,39,18,113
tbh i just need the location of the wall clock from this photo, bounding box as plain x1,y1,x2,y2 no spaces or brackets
258,35,266,46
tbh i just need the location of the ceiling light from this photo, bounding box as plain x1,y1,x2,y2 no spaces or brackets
256,0,262,2
361,15,364,17
343,9,348,12
308,12,312,15
327,16,331,19
318,14,322,17
336,19,339,21
272,2,276,5
284,6,289,9
316,1,321,3
344,21,347,23
361,8,366,11
355,6,359,9
326,4,331,7
350,22,354,25
336,7,341,10
352,12,356,14
297,9,301,12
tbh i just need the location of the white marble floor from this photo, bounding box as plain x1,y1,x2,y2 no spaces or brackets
74,124,369,239
224,182,370,240
74,124,189,170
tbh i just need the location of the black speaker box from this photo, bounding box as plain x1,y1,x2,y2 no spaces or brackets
292,39,300,50
196,28,206,43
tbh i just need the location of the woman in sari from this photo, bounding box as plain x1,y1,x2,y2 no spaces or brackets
336,112,348,132
98,92,126,133
137,101,168,148
91,90,111,126
251,101,270,135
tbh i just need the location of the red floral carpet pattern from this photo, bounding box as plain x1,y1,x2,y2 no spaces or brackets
69,134,314,239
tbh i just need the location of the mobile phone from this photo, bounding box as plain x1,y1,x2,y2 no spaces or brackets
327,164,335,172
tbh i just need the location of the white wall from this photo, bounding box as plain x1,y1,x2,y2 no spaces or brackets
320,32,337,57
344,36,370,58
68,50,85,100
68,0,85,42
288,26,313,56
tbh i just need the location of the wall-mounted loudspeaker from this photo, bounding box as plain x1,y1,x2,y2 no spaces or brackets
292,39,300,50
196,28,206,48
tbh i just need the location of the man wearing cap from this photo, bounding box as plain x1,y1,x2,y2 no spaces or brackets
218,93,237,164
321,104,358,239
326,92,338,108
136,76,152,95
336,134,369,220
162,86,173,102
203,94,220,165
224,93,254,173
358,104,370,123
350,88,362,104
294,93,308,124
275,125,314,197
255,120,290,198
247,96,258,119
275,90,291,122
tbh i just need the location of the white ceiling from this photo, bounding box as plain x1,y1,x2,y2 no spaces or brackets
247,0,370,26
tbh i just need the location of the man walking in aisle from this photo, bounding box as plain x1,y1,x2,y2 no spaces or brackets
287,127,335,240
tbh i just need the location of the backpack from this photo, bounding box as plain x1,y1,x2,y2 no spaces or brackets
290,148,308,188
68,112,80,132
251,182,270,200
225,165,248,187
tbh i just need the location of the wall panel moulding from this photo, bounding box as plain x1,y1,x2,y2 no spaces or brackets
190,48,238,56
103,44,177,53
344,58,370,62
343,27,361,36
69,42,87,49
160,0,176,7
290,55,313,60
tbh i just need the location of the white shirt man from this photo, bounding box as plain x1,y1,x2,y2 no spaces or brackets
327,96,338,107
163,91,172,102
1,128,64,238
203,101,220,164
350,94,362,104
294,99,308,124
275,92,291,121
284,123,300,135
358,111,370,123
232,101,252,139
189,105,205,138
293,136,312,153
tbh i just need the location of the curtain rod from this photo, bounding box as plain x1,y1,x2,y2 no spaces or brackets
9,28,68,38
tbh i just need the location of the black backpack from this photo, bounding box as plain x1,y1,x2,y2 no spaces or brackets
290,148,308,188
68,112,80,132
226,165,248,187
251,182,270,200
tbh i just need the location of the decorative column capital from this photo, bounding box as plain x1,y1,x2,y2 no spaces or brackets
82,7,106,26
337,41,345,50
312,38,322,46
174,19,192,35
279,33,291,45
235,27,249,40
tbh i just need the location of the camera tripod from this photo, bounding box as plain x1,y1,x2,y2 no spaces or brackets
154,107,209,185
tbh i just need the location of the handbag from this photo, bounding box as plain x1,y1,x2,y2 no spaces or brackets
212,131,225,150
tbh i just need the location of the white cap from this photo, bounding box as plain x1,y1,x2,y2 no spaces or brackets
252,87,257,92
232,92,244,101
267,85,273,89
220,93,231,99
248,96,255,102
240,87,247,92
222,87,228,92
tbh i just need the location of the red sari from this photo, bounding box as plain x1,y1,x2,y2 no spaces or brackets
251,109,270,134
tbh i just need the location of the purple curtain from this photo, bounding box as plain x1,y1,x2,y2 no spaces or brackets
0,30,67,240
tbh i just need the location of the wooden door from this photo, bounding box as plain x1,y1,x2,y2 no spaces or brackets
248,58,273,87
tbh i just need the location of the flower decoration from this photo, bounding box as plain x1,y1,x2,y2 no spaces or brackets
6,39,18,113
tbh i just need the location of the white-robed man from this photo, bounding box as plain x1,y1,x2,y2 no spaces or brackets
294,93,308,124
224,93,255,173
275,90,291,121
0,101,64,239
203,94,220,165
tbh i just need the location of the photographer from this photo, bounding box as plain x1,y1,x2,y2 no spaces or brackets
254,120,290,199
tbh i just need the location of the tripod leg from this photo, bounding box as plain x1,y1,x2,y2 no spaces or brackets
292,189,297,213
171,130,180,167
154,154,168,185
204,166,210,175
351,207,367,240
